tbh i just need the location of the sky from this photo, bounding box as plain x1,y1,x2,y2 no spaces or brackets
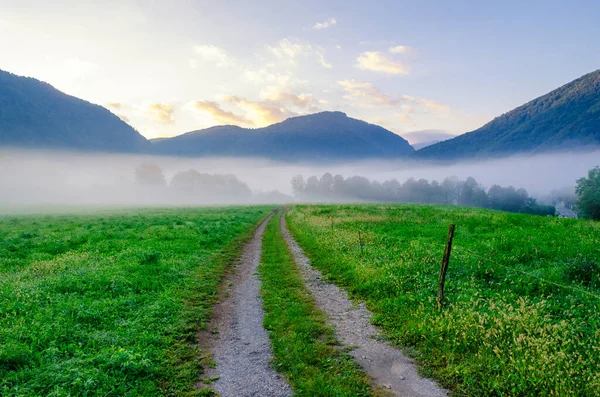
1,0,599,141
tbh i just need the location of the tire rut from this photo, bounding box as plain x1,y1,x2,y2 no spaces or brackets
203,213,292,397
281,213,449,397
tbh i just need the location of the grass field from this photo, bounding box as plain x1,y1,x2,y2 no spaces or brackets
0,206,273,396
287,204,600,397
259,211,372,396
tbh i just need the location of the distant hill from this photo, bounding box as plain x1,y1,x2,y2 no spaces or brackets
402,130,456,150
0,69,151,152
415,70,600,160
152,111,415,161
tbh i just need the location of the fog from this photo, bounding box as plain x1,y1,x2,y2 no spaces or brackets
0,148,598,214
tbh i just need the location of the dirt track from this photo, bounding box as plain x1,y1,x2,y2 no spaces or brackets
281,213,449,397
203,213,291,397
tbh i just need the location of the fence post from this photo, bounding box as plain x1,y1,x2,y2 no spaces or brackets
437,224,455,309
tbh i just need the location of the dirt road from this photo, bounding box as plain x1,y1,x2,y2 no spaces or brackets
281,213,448,397
204,213,292,397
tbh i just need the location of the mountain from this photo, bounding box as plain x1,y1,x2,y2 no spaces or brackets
415,70,600,160
152,111,415,161
402,130,456,150
0,69,151,152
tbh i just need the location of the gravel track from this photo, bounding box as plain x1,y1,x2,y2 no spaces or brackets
205,213,292,397
281,213,449,397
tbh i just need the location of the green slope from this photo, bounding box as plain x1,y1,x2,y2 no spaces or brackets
416,69,600,160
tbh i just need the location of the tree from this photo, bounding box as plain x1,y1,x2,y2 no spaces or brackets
576,167,600,220
291,175,306,196
135,163,166,186
319,173,334,195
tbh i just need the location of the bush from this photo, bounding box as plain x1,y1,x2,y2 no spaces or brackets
576,167,600,220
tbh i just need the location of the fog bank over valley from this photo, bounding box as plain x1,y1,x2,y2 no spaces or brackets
0,148,597,213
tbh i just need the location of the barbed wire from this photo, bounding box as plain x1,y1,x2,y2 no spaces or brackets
453,245,600,301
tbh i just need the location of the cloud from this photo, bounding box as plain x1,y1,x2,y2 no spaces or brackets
191,89,324,128
338,80,397,107
395,113,414,124
192,101,253,126
338,79,450,114
193,45,235,67
106,102,125,110
105,102,131,123
316,50,333,69
115,113,130,123
388,45,412,54
267,39,311,60
243,68,292,86
400,95,450,113
355,51,409,75
259,88,322,113
145,103,175,125
223,95,292,127
313,18,337,30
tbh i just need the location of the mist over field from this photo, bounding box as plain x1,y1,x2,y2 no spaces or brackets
0,148,598,213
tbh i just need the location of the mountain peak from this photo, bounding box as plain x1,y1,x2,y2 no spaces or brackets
415,69,600,160
152,111,413,161
0,69,152,152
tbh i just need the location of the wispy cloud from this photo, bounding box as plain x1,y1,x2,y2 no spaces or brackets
401,95,450,113
355,51,409,75
316,49,333,69
313,17,337,30
145,103,175,124
192,101,253,126
388,45,412,54
267,39,311,60
338,80,397,107
223,95,292,126
338,79,449,114
193,44,235,67
191,88,324,128
106,101,125,110
395,113,414,124
105,101,131,124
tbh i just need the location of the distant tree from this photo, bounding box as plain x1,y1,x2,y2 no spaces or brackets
171,169,251,198
332,174,346,196
135,163,166,186
288,173,551,216
319,173,334,195
576,167,600,220
291,175,306,196
441,177,460,205
305,176,320,196
458,177,478,206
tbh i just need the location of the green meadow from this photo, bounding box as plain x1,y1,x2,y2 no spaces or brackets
0,206,272,396
287,204,600,397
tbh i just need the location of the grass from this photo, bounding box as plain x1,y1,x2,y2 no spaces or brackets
0,206,274,396
259,211,372,396
287,203,600,397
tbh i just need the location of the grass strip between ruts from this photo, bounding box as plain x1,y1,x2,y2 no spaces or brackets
259,210,373,397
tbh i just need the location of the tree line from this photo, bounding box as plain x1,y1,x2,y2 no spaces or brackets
291,173,556,216
135,163,252,198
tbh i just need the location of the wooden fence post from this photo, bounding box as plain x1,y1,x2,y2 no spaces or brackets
437,224,455,309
